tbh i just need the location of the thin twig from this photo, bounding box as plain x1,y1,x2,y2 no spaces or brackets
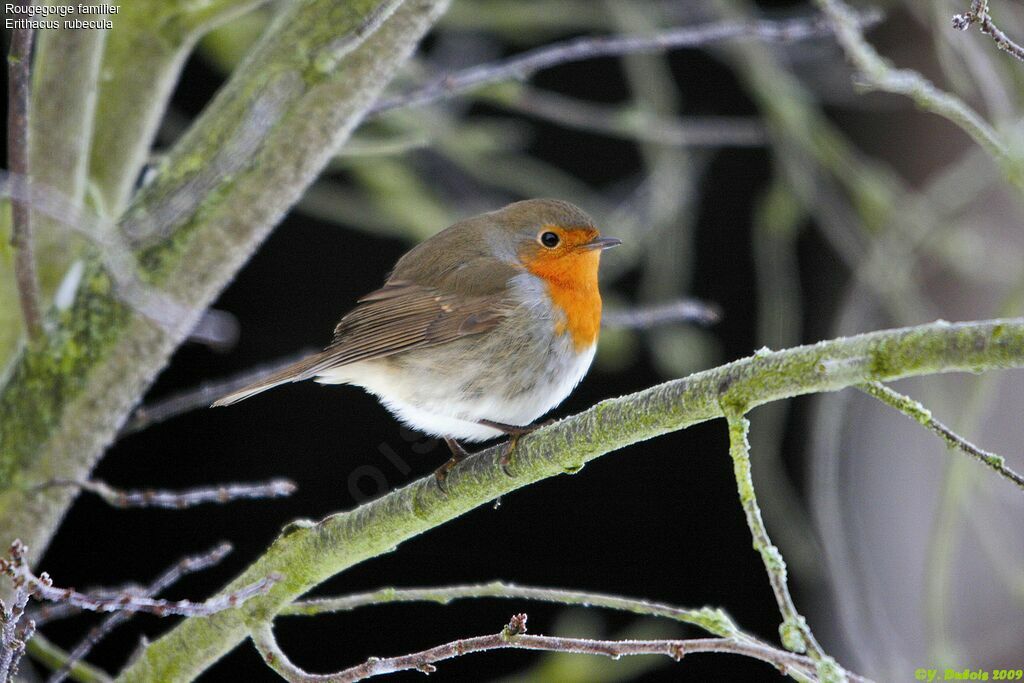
7,0,42,340
953,0,1024,63
251,614,842,683
814,0,1018,182
38,478,296,510
28,585,150,628
370,11,882,115
493,86,767,148
48,543,233,683
858,381,1024,492
282,581,737,634
603,298,721,329
723,413,843,680
120,348,315,436
0,540,280,617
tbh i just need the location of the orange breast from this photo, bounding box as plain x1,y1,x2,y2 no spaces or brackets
525,249,602,351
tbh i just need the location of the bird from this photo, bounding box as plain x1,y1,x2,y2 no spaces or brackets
213,198,621,481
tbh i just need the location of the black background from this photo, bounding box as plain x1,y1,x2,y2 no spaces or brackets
4,1,871,680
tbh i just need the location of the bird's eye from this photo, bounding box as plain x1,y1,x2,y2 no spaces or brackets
539,231,560,248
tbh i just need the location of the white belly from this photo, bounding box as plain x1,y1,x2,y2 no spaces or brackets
316,272,599,442
317,340,595,441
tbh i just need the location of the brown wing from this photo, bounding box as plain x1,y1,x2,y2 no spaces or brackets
211,281,511,406
319,280,510,367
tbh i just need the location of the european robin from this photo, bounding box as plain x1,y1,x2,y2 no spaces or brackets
213,199,621,479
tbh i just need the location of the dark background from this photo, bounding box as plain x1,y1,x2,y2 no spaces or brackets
4,1,881,680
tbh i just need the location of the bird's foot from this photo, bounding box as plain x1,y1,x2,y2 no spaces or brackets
435,437,471,492
478,418,555,437
479,419,555,477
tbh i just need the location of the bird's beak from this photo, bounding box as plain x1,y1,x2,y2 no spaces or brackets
581,236,623,251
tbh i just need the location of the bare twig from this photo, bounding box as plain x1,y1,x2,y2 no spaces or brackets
48,543,233,683
38,478,296,510
953,0,1024,63
0,540,280,617
493,86,767,148
723,414,844,680
858,381,1024,492
120,349,315,436
251,614,842,683
603,298,721,329
6,0,42,340
370,11,882,115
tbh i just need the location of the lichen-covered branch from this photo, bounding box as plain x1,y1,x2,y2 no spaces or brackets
724,414,841,680
282,581,738,634
0,0,450,584
118,318,1024,682
88,0,273,215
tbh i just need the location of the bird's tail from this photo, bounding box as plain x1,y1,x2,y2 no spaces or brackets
211,351,333,407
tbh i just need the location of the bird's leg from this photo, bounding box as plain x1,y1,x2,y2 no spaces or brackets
478,419,555,476
478,419,545,436
435,437,471,490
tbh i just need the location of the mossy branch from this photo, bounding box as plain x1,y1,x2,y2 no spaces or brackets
118,318,1024,682
0,0,449,579
88,0,273,216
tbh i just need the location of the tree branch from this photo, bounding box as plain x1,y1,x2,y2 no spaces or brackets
119,318,1024,682
858,381,1024,491
6,1,42,340
953,0,1024,63
88,0,273,216
251,615,837,683
370,10,881,115
723,413,840,680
